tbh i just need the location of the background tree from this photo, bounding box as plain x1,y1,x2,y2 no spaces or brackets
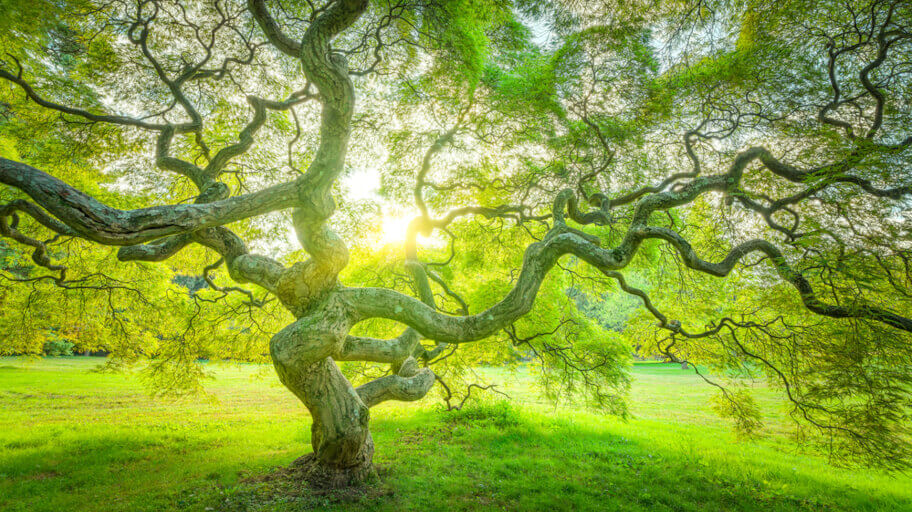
1,0,911,484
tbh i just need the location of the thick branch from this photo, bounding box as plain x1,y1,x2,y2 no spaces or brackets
297,0,368,210
355,357,435,407
0,158,306,245
247,0,304,58
116,234,192,262
336,330,420,364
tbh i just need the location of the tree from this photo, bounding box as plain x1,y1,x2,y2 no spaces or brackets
1,0,911,484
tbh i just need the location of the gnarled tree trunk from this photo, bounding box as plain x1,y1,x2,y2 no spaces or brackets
268,291,375,485
268,288,435,486
272,354,375,486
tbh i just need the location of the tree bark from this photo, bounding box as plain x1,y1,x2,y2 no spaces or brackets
269,294,375,486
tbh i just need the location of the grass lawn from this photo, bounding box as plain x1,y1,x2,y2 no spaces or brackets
1,357,910,511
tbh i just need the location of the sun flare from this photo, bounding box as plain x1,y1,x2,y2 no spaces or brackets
378,214,413,245
376,213,447,247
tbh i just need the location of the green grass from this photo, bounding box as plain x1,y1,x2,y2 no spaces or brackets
1,357,910,511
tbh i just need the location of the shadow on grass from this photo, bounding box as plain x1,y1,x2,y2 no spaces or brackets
2,402,909,512
0,429,280,512
173,403,910,512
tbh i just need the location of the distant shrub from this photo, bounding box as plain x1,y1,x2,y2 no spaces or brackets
445,400,521,429
43,335,74,356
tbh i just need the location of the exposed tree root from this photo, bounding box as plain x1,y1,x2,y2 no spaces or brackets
287,453,378,489
242,457,388,504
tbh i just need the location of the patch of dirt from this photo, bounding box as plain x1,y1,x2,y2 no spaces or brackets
0,391,36,399
238,461,394,507
30,471,60,480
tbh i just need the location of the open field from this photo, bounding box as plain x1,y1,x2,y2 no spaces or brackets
1,357,910,511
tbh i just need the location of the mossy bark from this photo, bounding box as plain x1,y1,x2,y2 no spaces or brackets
270,297,375,486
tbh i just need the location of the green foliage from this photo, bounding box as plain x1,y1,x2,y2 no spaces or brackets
41,334,74,357
426,0,514,87
484,53,562,117
710,388,764,437
0,239,285,395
